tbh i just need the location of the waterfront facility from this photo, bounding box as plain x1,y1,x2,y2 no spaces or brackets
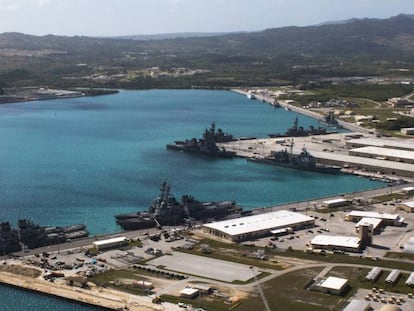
202,210,315,242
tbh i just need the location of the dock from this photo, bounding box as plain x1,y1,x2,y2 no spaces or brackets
218,132,414,179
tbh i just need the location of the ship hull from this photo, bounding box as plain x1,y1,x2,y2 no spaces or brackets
166,144,235,158
248,157,342,174
116,218,157,231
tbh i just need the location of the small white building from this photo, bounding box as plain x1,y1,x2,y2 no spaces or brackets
310,235,361,252
180,287,199,299
401,128,414,135
399,200,414,213
402,186,414,195
321,198,349,208
317,276,349,295
93,236,129,251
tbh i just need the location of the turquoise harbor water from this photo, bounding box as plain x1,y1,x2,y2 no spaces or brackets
0,284,106,310
0,89,384,310
0,90,383,235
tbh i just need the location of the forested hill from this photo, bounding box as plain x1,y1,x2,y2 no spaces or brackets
1,14,414,89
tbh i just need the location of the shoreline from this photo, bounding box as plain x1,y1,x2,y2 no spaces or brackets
0,88,119,105
231,88,372,134
0,269,170,311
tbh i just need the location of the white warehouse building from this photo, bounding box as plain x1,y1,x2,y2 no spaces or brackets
202,210,315,242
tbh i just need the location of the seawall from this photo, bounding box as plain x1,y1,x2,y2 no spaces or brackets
0,270,166,311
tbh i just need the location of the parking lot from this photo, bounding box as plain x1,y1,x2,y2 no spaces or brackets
147,252,254,283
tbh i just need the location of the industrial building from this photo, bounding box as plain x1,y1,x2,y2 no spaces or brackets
202,210,315,242
349,146,414,164
345,211,405,226
312,150,414,177
345,137,414,151
92,236,129,251
314,276,349,295
399,200,414,213
310,235,361,252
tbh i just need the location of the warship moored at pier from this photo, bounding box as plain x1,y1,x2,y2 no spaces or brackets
269,117,328,138
249,142,342,174
115,182,242,231
166,122,236,158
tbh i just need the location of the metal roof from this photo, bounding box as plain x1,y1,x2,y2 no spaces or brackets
350,146,414,160
311,150,414,172
347,211,402,221
366,267,382,281
311,235,360,249
93,236,128,246
343,300,371,311
385,269,400,283
203,210,314,236
323,198,348,205
406,272,414,285
320,276,348,290
347,138,414,151
401,200,414,208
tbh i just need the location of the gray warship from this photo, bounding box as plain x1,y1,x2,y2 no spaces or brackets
249,142,341,174
166,122,236,158
269,117,328,138
115,182,241,231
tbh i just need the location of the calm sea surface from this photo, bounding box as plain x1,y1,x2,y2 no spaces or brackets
0,90,383,310
0,90,383,234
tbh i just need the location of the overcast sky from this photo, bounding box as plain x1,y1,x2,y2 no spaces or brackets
0,0,413,36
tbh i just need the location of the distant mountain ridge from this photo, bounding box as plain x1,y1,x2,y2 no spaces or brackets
113,32,237,40
0,14,414,89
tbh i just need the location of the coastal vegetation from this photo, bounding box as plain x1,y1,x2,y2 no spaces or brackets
282,83,413,106
0,15,413,90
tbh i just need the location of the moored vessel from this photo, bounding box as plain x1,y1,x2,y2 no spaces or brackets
249,142,341,174
115,182,242,230
268,117,328,138
166,122,236,158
